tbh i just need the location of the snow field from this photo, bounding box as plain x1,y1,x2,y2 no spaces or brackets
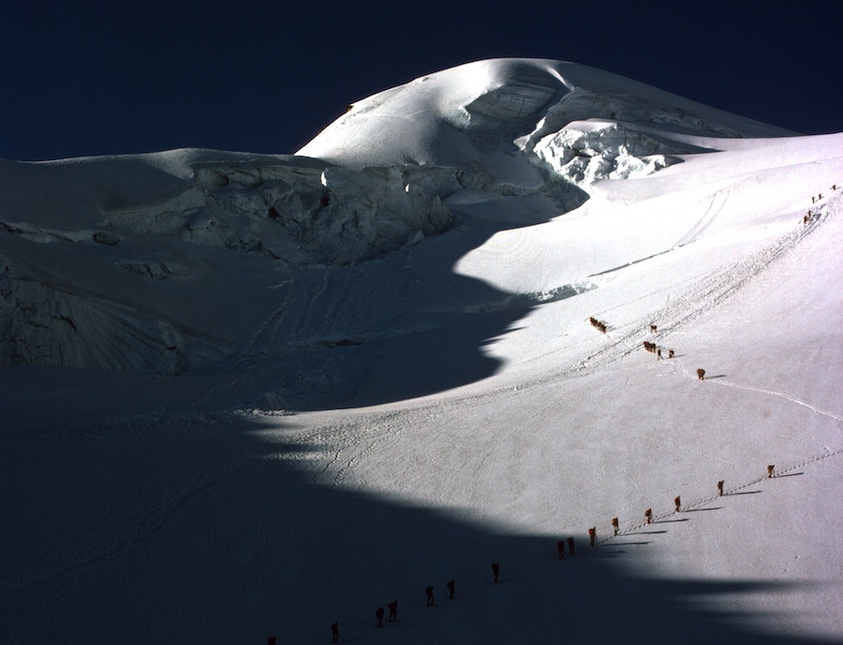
331,457,843,645
3,58,842,644
263,186,843,642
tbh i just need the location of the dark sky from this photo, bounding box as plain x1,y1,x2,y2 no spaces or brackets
3,1,842,161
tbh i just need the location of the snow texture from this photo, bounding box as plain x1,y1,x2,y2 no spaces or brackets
1,58,841,644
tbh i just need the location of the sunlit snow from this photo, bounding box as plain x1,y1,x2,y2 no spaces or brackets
2,58,841,644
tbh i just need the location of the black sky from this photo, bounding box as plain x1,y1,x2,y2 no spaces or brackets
2,1,841,161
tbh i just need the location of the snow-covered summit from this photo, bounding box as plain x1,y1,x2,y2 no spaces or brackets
298,58,793,175
0,57,820,381
1,58,798,379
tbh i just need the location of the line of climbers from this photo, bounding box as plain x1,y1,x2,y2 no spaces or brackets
270,184,842,642
286,465,782,644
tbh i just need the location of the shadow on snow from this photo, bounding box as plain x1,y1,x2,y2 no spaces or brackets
1,413,836,644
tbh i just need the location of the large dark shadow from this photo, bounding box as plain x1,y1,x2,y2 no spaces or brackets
206,187,589,412
0,155,587,413
2,410,839,644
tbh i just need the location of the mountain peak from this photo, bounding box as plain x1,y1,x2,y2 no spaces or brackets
297,58,794,173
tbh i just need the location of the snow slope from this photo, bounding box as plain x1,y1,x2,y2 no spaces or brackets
1,58,841,644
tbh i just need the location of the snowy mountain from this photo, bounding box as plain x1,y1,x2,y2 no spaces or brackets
0,60,794,385
2,58,841,644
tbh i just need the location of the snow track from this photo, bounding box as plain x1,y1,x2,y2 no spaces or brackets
566,200,832,377
673,185,731,248
318,444,843,644
291,191,842,642
1,444,263,596
3,59,842,644
712,379,843,424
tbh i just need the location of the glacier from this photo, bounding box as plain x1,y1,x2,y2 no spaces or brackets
2,58,842,644
0,59,792,379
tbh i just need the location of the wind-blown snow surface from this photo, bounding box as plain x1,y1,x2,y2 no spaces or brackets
2,59,841,644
